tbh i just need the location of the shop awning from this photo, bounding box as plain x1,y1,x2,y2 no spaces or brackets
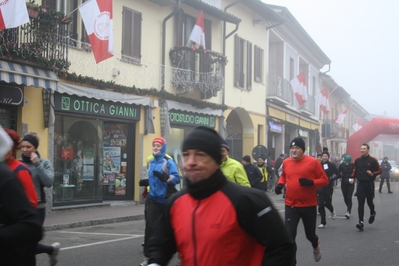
0,60,59,89
57,83,152,107
54,83,154,134
161,100,225,136
166,100,223,117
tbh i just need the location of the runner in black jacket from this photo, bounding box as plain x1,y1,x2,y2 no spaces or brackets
0,162,42,265
337,155,355,219
352,144,382,231
317,151,339,228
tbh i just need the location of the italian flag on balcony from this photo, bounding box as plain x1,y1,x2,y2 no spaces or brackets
0,0,29,30
189,11,206,49
79,0,114,63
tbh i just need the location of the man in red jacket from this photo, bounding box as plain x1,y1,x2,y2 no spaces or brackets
275,137,329,265
147,126,294,266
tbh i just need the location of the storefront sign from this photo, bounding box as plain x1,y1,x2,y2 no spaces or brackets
169,110,215,128
269,121,282,133
0,85,23,106
55,93,140,120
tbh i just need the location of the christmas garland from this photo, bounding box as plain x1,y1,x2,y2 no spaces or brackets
63,72,228,111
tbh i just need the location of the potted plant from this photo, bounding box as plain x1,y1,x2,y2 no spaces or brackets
26,0,39,18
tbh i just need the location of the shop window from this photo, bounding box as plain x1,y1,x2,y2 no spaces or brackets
53,115,102,204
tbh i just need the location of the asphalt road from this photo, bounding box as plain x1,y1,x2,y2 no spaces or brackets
37,181,399,266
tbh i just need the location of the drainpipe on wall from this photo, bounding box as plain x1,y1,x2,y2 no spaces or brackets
322,63,331,74
222,0,241,105
161,0,181,91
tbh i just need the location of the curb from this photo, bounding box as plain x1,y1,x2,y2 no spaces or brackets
43,214,145,231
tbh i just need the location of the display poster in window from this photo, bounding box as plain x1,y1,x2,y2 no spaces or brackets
63,174,70,185
102,173,115,185
103,124,128,148
103,147,121,173
83,165,94,180
115,173,126,196
83,149,94,165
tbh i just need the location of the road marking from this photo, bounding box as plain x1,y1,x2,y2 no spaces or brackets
60,235,144,251
58,230,139,237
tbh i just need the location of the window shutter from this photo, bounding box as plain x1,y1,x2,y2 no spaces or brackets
247,42,252,91
122,8,133,56
234,35,240,87
133,11,142,59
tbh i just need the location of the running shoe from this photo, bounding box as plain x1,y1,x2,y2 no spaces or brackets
50,242,61,266
313,244,321,262
368,211,376,224
356,221,364,231
331,210,336,220
318,224,327,229
345,212,350,219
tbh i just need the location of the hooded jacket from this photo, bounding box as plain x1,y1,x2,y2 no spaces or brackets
147,141,180,204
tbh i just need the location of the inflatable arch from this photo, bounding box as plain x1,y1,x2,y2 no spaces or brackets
346,118,399,160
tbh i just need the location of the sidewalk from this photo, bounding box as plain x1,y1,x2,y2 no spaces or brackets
43,191,284,232
43,201,145,231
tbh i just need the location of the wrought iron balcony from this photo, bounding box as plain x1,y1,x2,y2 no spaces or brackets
297,94,315,116
267,73,292,105
322,119,349,139
169,47,225,98
0,10,70,73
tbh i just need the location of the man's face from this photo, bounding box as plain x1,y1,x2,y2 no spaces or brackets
221,147,229,162
317,156,322,162
257,158,265,165
322,154,329,162
183,149,219,183
360,145,369,157
242,160,249,166
290,146,304,160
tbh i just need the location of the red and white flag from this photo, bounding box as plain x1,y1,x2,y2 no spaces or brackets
79,0,114,63
290,72,307,105
0,0,29,30
334,109,348,124
316,88,330,114
352,120,363,132
189,11,206,49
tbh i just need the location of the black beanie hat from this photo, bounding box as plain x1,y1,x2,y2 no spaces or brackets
22,134,39,149
182,126,222,164
290,137,305,152
242,155,251,163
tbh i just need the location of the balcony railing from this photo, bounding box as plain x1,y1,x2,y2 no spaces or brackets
169,47,225,98
268,73,315,116
297,94,315,115
267,73,292,104
0,13,70,72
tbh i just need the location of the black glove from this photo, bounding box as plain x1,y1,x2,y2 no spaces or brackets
139,179,149,187
275,184,283,195
299,177,314,186
153,171,169,182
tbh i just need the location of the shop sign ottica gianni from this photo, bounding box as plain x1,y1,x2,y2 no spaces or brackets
54,93,140,120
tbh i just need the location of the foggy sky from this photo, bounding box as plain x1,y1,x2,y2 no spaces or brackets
264,0,399,118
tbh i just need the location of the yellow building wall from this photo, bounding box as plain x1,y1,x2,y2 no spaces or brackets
21,87,49,158
223,2,267,115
